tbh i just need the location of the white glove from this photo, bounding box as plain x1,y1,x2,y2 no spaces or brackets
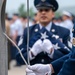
28,64,51,75
26,68,36,75
29,39,43,60
42,39,54,54
26,68,49,75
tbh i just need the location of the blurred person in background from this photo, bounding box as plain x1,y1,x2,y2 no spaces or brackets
52,17,57,25
52,17,62,26
60,11,74,42
57,17,62,25
9,13,23,66
32,19,36,25
5,13,11,69
70,14,75,24
11,13,23,44
25,17,33,27
5,13,10,36
52,17,58,25
20,16,27,29
8,17,14,25
33,12,40,24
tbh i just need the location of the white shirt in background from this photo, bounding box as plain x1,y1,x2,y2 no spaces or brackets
25,20,33,28
10,19,24,36
60,19,74,42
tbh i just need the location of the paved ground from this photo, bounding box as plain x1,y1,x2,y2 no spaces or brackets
8,65,26,75
8,60,26,75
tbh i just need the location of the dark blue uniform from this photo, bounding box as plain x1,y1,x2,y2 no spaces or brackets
16,23,70,65
58,46,75,75
16,0,70,65
51,24,75,75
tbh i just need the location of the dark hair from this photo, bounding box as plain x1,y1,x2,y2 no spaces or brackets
20,15,27,19
13,13,19,16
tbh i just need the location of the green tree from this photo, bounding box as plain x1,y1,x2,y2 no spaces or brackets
18,4,27,17
29,7,35,17
18,4,35,18
55,11,61,17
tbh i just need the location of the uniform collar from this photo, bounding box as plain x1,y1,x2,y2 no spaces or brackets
39,22,52,31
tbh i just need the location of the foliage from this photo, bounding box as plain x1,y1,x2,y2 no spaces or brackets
18,4,35,17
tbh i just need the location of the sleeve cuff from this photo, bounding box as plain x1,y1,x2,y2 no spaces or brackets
48,49,54,59
29,51,35,60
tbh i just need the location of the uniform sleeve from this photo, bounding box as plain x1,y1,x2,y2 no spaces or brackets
51,53,71,74
63,29,70,48
57,47,75,75
57,57,75,75
16,28,28,65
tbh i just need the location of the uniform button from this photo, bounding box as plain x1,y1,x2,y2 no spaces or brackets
35,29,38,32
41,59,44,63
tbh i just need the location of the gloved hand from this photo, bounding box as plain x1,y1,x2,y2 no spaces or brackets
26,68,36,75
27,64,52,75
29,39,43,60
42,39,54,54
26,68,48,75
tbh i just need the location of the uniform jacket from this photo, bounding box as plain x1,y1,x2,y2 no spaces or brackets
16,23,70,65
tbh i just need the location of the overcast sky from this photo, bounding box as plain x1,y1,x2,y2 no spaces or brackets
6,0,75,13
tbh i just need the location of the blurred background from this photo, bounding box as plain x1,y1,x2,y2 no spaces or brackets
5,0,75,75
6,0,75,17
